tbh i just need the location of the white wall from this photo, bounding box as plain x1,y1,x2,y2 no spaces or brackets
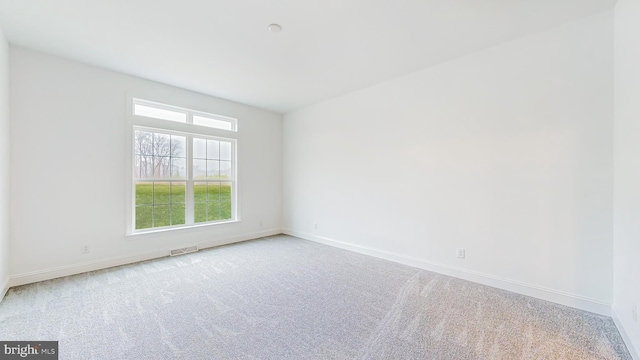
613,0,640,357
283,11,614,314
0,28,10,299
9,46,282,284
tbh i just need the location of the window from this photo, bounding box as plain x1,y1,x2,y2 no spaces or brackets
193,138,233,222
193,115,235,131
133,98,237,131
134,103,187,123
131,99,237,232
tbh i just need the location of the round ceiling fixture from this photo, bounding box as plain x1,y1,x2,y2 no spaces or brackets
268,24,282,33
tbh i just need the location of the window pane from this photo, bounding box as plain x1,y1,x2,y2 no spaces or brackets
136,182,153,205
171,182,185,203
171,158,186,178
219,161,231,179
194,202,207,223
193,138,206,159
153,156,171,178
220,141,232,160
208,182,220,201
207,140,219,159
207,160,219,179
153,133,171,157
194,182,207,203
170,135,186,158
193,115,233,130
207,202,222,221
220,201,232,220
134,131,153,155
136,206,153,230
220,182,232,202
153,182,171,204
154,205,171,227
193,159,206,179
135,155,153,178
171,203,185,225
134,103,187,123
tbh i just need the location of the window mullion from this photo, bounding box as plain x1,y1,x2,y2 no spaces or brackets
185,134,194,225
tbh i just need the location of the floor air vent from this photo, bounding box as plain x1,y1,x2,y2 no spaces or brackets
170,245,199,256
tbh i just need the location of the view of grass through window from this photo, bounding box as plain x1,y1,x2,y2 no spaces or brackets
135,182,232,229
194,182,232,222
134,129,234,230
135,182,186,229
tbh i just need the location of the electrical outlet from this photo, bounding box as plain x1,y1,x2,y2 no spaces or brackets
314,223,318,230
457,248,465,259
259,220,263,227
633,303,638,323
81,245,90,254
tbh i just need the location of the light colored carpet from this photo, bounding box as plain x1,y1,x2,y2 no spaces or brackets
0,235,632,359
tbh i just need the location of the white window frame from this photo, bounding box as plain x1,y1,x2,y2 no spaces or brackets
128,98,239,235
133,98,238,131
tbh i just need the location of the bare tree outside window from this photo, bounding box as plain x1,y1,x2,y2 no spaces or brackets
134,131,185,179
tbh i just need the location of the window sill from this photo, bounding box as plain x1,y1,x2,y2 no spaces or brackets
126,219,240,239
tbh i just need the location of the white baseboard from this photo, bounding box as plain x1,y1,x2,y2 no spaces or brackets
197,229,282,251
612,308,640,360
8,228,282,288
0,276,8,303
284,229,611,316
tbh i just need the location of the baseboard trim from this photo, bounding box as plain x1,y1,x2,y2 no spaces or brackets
197,229,282,251
0,277,9,304
8,228,282,288
612,308,640,360
284,229,611,316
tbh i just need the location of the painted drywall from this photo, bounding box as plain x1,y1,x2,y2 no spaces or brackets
9,46,282,282
613,0,640,357
0,28,10,299
283,11,614,312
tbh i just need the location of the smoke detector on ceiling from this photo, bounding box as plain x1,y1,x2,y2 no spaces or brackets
268,24,282,33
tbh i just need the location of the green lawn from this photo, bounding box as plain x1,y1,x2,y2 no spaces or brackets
135,182,232,230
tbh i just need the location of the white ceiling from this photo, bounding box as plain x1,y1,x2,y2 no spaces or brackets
0,0,616,113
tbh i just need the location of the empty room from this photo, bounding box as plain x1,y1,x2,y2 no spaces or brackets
0,0,639,359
